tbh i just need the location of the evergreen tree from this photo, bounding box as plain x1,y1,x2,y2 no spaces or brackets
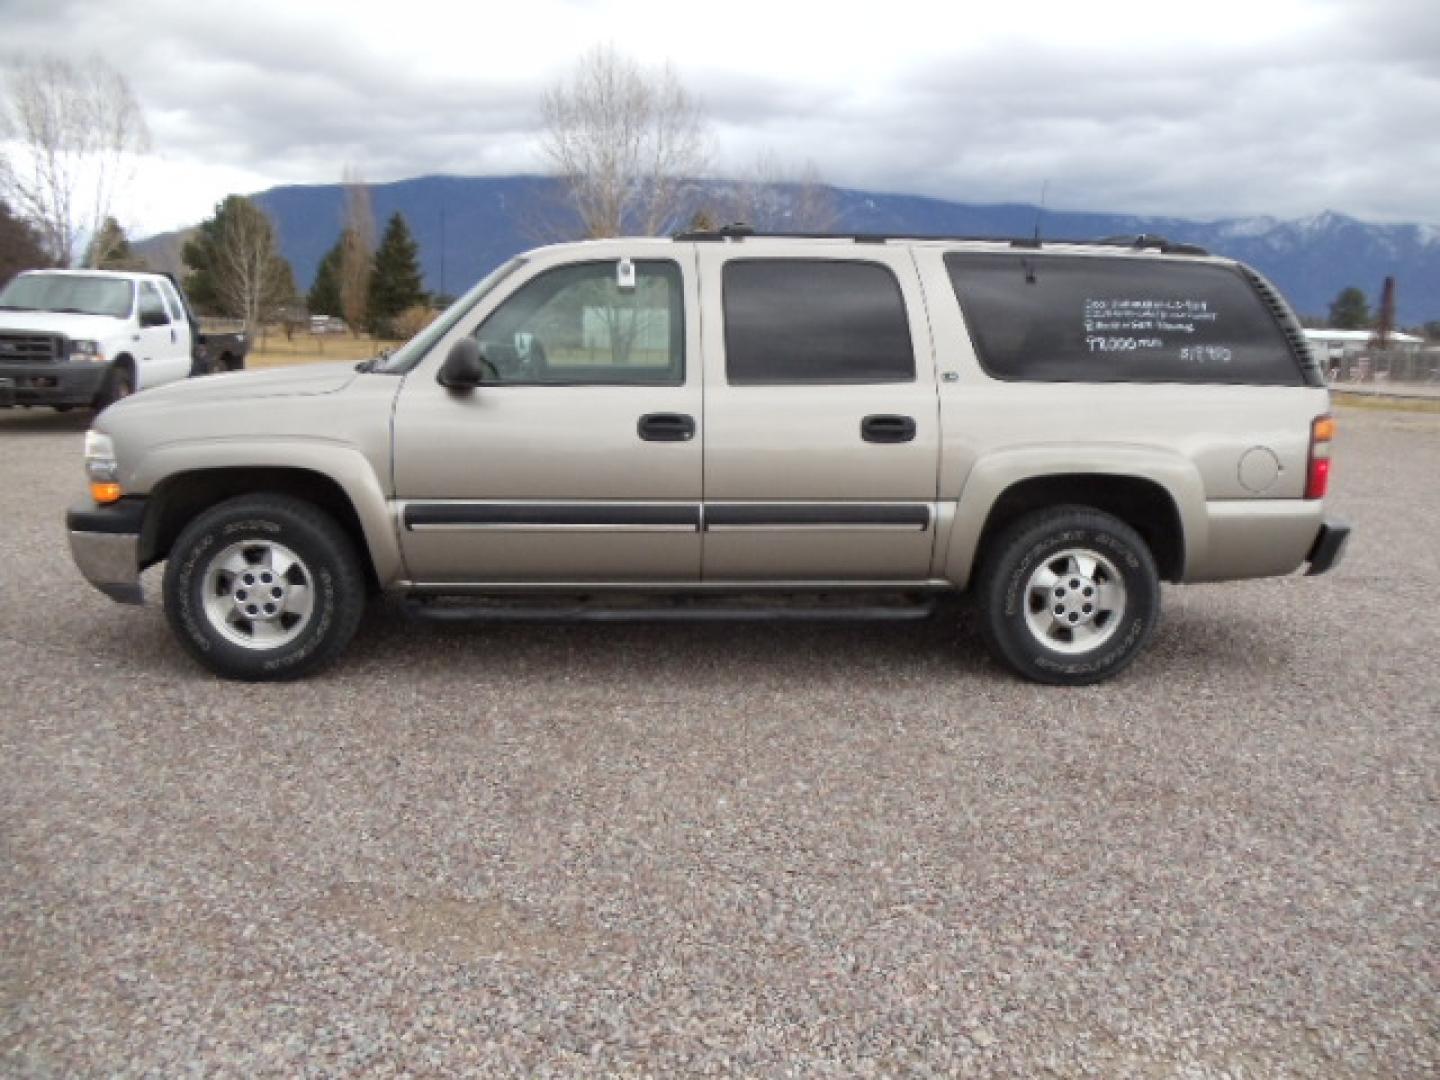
366,212,425,336
182,195,295,326
85,216,145,270
1327,287,1371,330
308,240,343,316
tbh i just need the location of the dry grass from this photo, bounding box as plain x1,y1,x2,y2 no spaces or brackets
1333,391,1440,414
246,332,394,370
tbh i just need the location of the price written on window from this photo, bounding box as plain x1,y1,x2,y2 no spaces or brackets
1083,298,1230,363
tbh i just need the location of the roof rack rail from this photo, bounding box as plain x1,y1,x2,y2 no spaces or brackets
670,224,1209,256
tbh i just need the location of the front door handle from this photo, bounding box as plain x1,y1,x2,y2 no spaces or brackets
637,412,696,442
861,414,916,443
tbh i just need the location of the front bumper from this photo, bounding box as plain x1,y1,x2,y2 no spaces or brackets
1305,518,1351,576
0,362,108,407
66,498,146,604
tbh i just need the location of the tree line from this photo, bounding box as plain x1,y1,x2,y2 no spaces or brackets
1321,286,1439,340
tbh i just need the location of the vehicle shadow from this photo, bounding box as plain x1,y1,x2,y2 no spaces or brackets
344,596,996,689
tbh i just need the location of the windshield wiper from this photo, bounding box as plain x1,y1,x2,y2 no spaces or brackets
47,307,95,315
0,304,35,311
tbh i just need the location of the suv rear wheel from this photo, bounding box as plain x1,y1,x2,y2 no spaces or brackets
162,494,365,680
977,506,1160,685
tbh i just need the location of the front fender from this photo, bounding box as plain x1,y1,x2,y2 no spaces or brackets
129,439,402,585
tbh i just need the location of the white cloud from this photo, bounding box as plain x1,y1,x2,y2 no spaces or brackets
3,0,1437,234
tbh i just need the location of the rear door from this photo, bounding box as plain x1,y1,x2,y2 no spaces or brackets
697,245,941,580
155,277,195,375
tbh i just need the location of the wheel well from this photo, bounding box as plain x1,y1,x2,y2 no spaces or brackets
112,353,134,373
976,474,1185,582
139,468,378,589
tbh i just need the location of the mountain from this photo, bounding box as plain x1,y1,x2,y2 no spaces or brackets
138,175,1440,324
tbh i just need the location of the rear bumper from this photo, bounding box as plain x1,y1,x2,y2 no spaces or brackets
66,498,146,604
0,362,107,407
1305,518,1351,576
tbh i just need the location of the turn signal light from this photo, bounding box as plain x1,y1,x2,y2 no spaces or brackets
1305,414,1334,500
90,481,123,504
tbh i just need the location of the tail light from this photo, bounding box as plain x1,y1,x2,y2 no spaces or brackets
1305,415,1335,499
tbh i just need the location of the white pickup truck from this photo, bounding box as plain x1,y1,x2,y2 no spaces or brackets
0,268,247,411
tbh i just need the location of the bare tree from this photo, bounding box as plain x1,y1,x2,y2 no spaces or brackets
0,54,151,267
182,196,295,331
541,45,709,238
711,153,839,233
338,167,375,335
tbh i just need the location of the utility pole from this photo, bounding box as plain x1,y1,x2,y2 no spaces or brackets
1370,275,1395,351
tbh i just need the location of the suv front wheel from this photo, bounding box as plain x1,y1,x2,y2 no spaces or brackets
976,506,1160,685
162,494,365,680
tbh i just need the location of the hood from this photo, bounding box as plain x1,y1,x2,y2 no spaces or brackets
121,361,361,409
0,310,127,339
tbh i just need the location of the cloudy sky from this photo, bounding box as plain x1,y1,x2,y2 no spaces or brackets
4,0,1438,236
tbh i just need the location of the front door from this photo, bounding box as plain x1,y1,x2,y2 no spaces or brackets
697,246,941,580
392,245,702,583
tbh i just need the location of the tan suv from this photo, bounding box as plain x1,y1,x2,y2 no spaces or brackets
66,228,1349,684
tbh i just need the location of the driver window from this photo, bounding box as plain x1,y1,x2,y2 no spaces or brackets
473,260,683,385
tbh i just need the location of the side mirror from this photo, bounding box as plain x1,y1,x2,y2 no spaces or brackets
139,308,169,328
437,337,487,390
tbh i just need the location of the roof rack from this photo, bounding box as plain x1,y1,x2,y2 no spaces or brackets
670,223,1208,256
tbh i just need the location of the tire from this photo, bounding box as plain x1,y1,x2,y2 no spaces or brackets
162,494,366,681
93,363,133,411
976,505,1160,686
191,350,223,377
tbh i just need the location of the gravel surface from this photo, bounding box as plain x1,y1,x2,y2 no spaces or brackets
1,406,1435,1077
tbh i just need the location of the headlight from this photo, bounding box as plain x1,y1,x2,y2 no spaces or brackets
83,430,122,503
69,339,105,362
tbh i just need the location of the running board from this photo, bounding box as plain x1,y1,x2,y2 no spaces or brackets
401,597,938,624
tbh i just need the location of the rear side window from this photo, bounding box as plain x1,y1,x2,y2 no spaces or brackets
724,260,914,384
138,282,169,324
157,279,185,321
945,254,1308,385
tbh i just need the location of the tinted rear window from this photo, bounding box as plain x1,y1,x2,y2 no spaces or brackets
723,260,914,384
945,254,1307,385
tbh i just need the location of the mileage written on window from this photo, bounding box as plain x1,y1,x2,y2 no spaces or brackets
1083,298,1232,364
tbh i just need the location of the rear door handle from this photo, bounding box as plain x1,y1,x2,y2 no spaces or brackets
861,414,916,443
637,412,696,442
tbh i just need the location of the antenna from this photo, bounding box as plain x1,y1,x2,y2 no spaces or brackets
1033,180,1049,242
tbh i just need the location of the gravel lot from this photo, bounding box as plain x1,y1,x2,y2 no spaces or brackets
1,405,1435,1077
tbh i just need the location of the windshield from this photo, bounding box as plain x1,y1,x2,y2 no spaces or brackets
370,257,526,374
0,274,135,318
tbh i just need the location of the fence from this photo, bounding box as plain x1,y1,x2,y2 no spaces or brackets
1321,347,1440,386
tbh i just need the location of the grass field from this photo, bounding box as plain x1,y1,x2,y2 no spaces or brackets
1332,390,1440,414
246,332,393,369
